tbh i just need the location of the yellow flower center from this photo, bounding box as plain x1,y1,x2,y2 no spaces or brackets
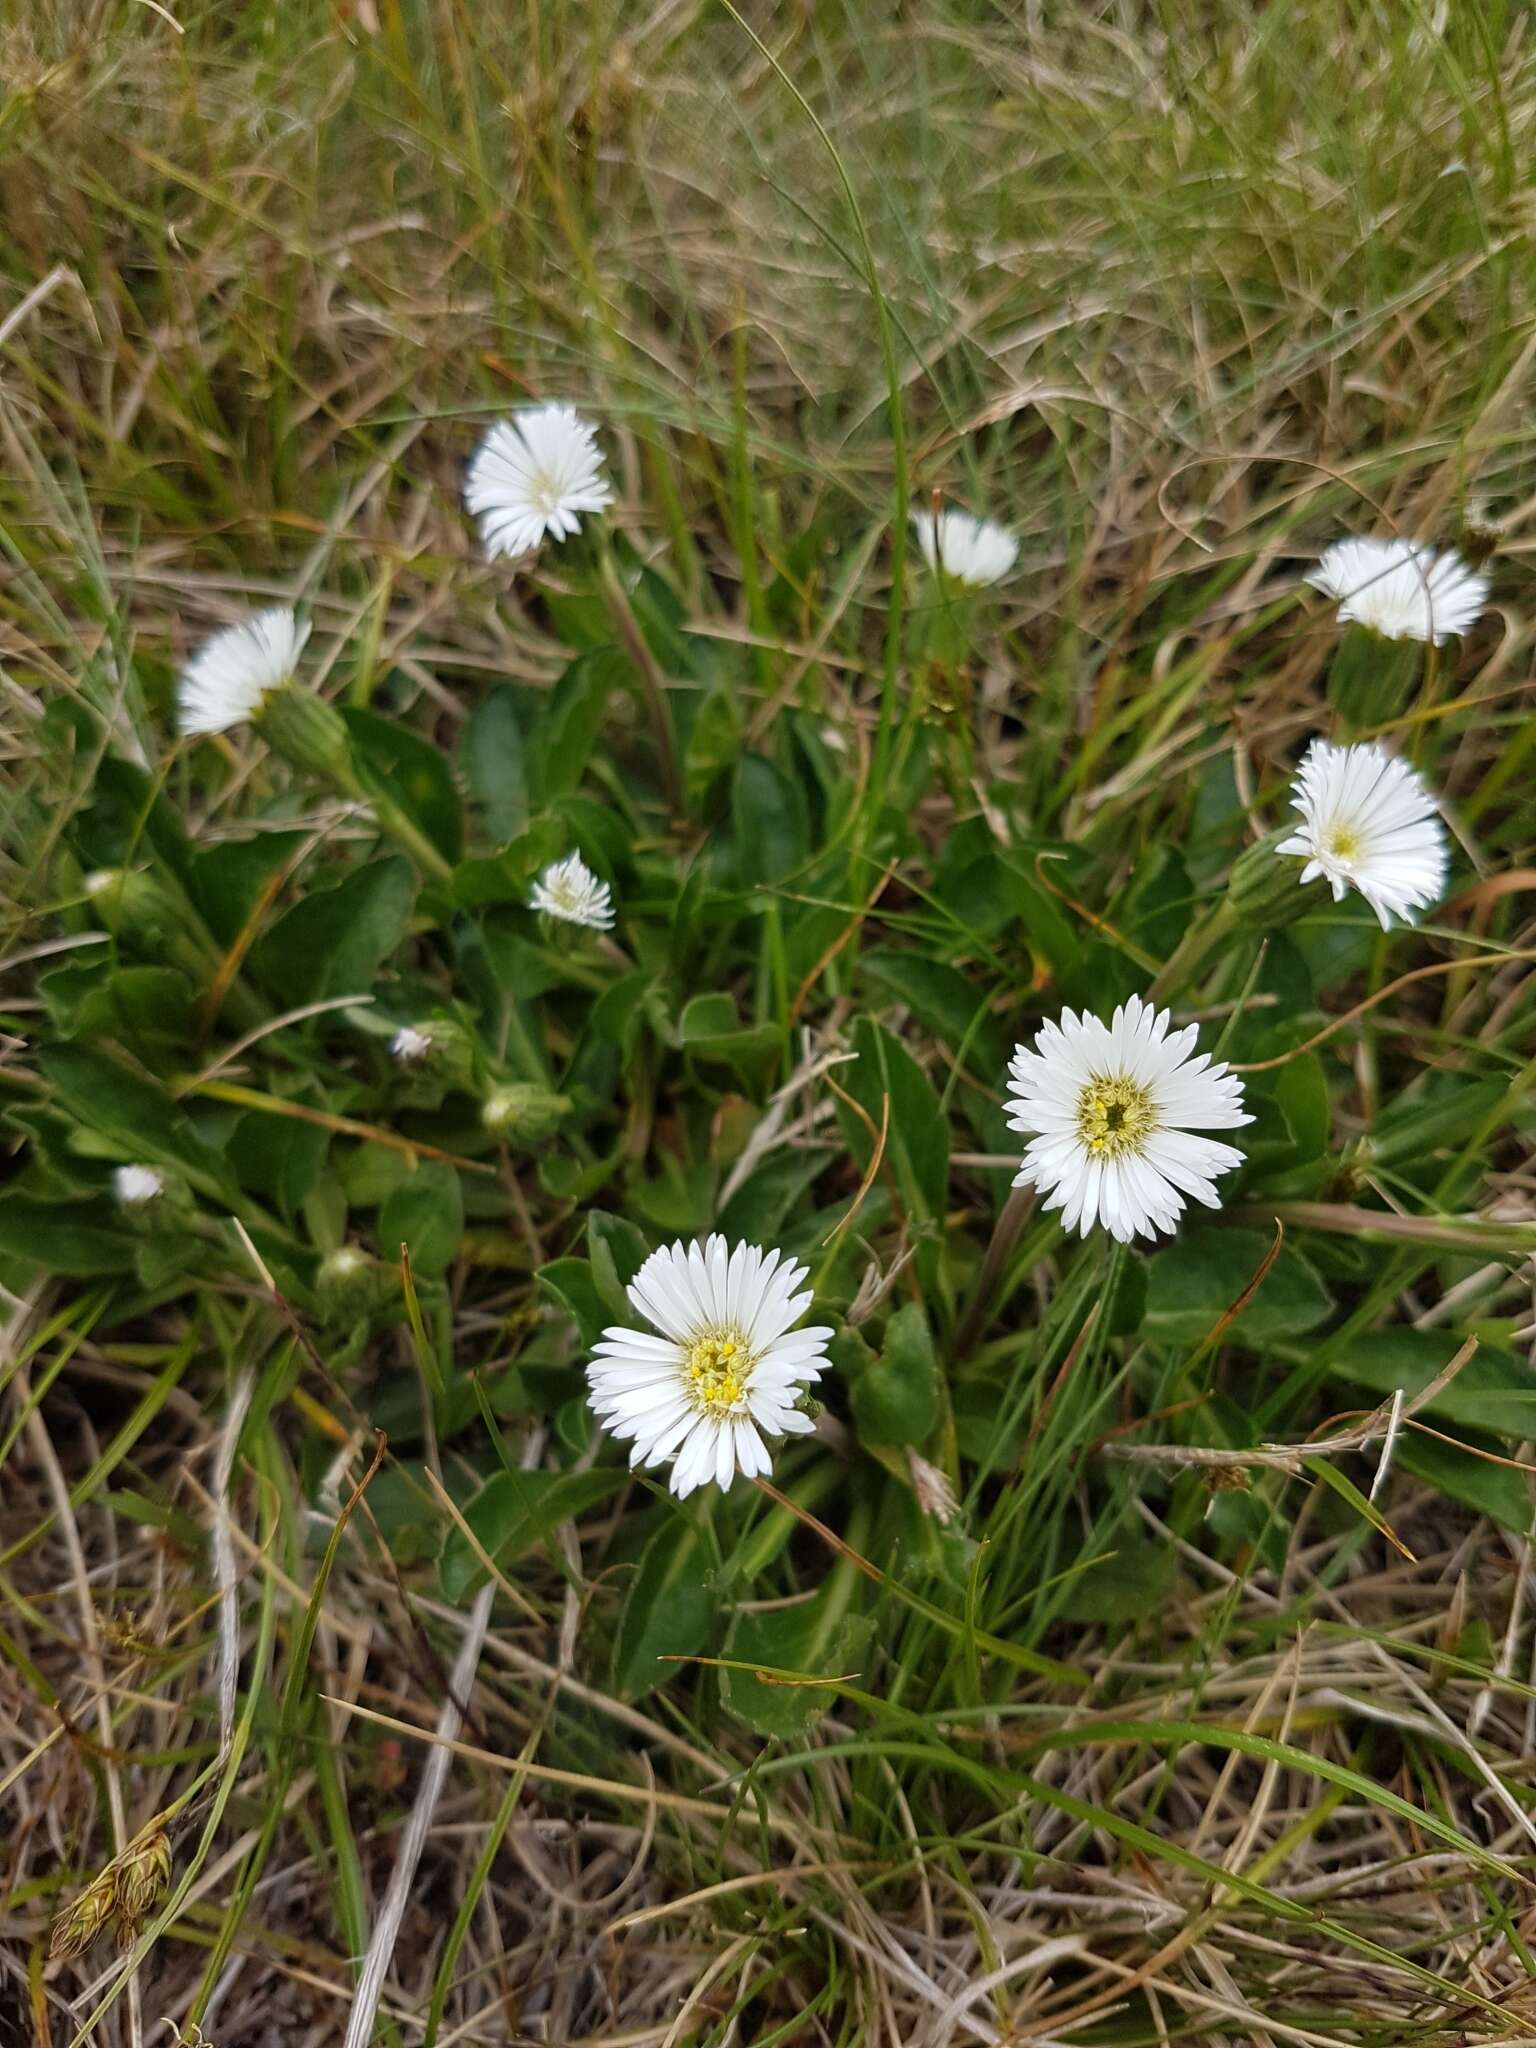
1324,824,1362,864
1077,1075,1156,1158
684,1329,751,1414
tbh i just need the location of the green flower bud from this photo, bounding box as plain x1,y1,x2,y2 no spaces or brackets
391,1018,476,1090
316,1244,396,1323
1227,829,1323,931
482,1083,571,1142
254,681,355,783
82,866,182,939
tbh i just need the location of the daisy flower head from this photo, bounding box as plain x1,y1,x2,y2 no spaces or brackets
913,507,1018,589
1006,996,1251,1245
178,607,309,738
530,852,614,930
465,403,613,560
1276,738,1448,930
1308,537,1488,645
113,1165,164,1208
587,1235,833,1498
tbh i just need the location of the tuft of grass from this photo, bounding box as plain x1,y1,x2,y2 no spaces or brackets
2,3,1535,2045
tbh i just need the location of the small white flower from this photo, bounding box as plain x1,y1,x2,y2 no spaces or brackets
114,1165,164,1207
1276,738,1448,930
178,607,308,738
1006,996,1251,1245
530,852,614,930
1308,537,1488,644
587,1235,833,1498
913,507,1018,588
391,1026,434,1064
465,403,613,559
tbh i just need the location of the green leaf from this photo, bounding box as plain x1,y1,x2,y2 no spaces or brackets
1273,1053,1330,1162
538,648,626,801
252,857,415,1004
40,1044,239,1201
613,1516,715,1699
851,1301,939,1448
378,1162,464,1281
39,962,195,1050
0,1193,136,1275
717,1148,833,1245
860,950,1004,1073
677,992,784,1094
1395,1431,1533,1534
344,706,464,863
227,1112,328,1213
685,686,743,809
1332,1329,1536,1441
587,1211,651,1321
1058,1540,1176,1623
538,1257,609,1348
440,1469,627,1599
835,1018,949,1227
191,832,307,946
460,686,529,841
732,756,808,884
452,820,567,909
721,1588,873,1739
1143,1228,1331,1347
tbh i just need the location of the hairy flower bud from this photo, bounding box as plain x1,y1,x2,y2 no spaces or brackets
254,681,356,783
1227,828,1320,930
481,1083,571,1142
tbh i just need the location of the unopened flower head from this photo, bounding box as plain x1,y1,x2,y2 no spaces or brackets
178,607,309,737
465,404,613,559
530,852,614,930
1308,537,1488,644
913,507,1018,588
391,1025,435,1064
587,1235,833,1497
1276,738,1448,930
1006,996,1251,1245
114,1165,164,1207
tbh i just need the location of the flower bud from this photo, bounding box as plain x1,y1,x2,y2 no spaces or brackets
390,1018,476,1090
254,681,355,783
1227,829,1322,930
316,1244,396,1323
481,1083,571,1142
82,866,182,939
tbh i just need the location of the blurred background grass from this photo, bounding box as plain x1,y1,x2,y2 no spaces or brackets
3,3,1536,2044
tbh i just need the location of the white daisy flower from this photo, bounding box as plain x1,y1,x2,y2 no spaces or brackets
178,607,309,738
1276,738,1448,930
464,403,613,559
1308,537,1488,644
529,852,614,930
391,1025,434,1064
587,1235,833,1498
1005,996,1251,1245
913,507,1018,588
113,1165,164,1207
